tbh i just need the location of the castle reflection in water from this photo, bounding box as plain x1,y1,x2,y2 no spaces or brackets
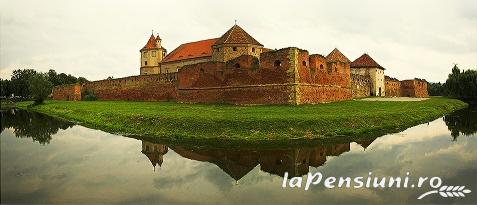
140,139,376,179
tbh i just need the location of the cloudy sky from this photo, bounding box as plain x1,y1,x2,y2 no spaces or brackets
1,0,476,82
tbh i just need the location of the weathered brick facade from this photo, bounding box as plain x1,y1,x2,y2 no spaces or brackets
52,84,82,101
384,76,428,98
351,74,371,98
53,25,428,104
385,76,401,97
401,79,429,97
53,47,354,105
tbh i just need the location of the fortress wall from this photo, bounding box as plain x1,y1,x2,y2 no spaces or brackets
83,74,178,101
401,79,428,97
351,74,371,98
385,76,401,97
52,84,82,101
177,48,295,104
295,52,352,103
297,85,352,104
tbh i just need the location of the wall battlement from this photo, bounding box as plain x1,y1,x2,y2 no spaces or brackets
53,47,354,104
52,47,427,104
384,76,428,98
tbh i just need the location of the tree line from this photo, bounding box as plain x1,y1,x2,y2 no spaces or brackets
0,69,88,103
428,65,477,103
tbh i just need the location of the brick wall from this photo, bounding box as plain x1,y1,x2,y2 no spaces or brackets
52,84,82,101
385,76,401,97
177,47,352,104
52,47,427,104
401,79,428,97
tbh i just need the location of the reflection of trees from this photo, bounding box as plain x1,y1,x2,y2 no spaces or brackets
444,106,477,140
0,109,74,145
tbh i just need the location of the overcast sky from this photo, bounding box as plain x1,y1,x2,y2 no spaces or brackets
1,0,476,82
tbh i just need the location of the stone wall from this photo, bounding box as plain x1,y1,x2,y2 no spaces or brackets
351,74,371,98
52,84,82,101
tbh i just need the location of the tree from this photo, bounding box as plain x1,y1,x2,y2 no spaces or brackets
1,79,14,97
428,82,446,96
10,69,37,98
29,73,53,104
444,65,477,102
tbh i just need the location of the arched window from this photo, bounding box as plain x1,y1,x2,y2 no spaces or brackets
235,63,240,68
274,60,281,67
302,61,307,66
252,48,255,52
233,47,237,51
320,64,324,70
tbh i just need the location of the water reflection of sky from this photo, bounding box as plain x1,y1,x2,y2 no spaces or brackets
1,115,476,204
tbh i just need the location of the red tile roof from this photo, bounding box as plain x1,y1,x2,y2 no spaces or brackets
326,48,350,63
162,38,218,63
214,25,263,46
141,34,157,50
351,53,385,70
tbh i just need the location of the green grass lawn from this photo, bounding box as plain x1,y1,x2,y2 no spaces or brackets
16,97,466,144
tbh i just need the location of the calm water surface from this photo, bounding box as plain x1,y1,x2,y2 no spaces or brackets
1,107,476,204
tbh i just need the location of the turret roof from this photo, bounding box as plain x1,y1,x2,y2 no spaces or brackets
326,48,350,63
351,53,385,70
141,34,157,50
214,25,263,46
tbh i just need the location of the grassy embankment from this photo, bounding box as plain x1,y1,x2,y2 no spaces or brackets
17,97,466,145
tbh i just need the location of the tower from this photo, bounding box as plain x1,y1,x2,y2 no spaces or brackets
141,140,168,171
140,32,167,75
350,53,386,96
211,24,263,62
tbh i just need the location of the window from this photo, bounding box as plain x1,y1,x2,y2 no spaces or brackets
335,67,338,72
234,63,240,68
233,47,237,51
215,48,219,52
152,51,156,57
274,60,281,67
252,48,255,52
320,64,324,70
143,51,148,57
144,61,147,65
302,61,307,66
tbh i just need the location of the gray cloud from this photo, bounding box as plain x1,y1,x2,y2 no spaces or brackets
0,0,476,82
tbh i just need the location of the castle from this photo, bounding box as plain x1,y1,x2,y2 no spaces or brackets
53,24,428,104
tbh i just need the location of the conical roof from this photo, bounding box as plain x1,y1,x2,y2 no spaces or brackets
351,53,385,70
214,25,263,46
141,34,157,50
326,48,350,63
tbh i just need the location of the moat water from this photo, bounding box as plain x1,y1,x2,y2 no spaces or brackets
1,106,476,204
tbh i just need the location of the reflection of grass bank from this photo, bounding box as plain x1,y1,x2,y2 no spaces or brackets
17,97,466,143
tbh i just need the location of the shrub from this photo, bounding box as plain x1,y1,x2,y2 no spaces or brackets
82,89,97,101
